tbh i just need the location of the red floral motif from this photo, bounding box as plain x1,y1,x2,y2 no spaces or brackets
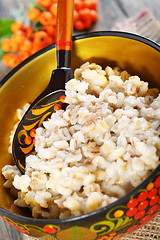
42,225,57,234
139,215,151,224
127,198,139,208
148,204,159,214
140,211,158,225
127,225,139,232
134,210,146,220
148,188,157,198
154,176,160,188
137,191,148,201
148,212,158,220
126,207,138,217
137,200,149,210
150,195,159,206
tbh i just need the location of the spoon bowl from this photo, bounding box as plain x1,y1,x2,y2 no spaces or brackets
12,89,65,172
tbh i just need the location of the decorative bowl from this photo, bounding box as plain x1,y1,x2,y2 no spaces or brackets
0,31,160,239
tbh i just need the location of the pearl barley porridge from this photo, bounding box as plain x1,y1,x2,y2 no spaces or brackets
2,62,160,219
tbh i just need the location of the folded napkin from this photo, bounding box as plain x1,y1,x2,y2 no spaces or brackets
112,9,160,44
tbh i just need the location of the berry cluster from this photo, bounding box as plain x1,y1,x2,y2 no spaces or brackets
74,0,98,30
1,0,98,68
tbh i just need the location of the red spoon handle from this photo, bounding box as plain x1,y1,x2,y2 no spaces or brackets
56,0,74,51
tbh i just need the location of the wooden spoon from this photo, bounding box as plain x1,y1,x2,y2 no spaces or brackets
12,0,74,174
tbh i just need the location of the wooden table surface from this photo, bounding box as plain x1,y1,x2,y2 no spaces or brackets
0,0,160,240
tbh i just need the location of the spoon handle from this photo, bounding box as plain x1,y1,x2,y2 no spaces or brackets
56,0,74,68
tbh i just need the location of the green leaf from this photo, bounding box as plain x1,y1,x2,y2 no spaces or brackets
0,48,5,60
0,19,14,39
35,3,46,12
0,19,14,60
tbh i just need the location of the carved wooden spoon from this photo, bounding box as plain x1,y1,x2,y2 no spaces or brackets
12,0,74,174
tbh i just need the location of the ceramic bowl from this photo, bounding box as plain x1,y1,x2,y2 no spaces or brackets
0,31,160,239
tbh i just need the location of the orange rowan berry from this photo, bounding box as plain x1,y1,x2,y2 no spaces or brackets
10,20,24,32
79,8,91,22
33,30,49,45
2,54,10,64
1,38,19,52
74,10,79,23
18,51,30,61
13,30,26,44
1,39,11,52
33,34,53,51
42,25,56,37
84,0,98,10
2,53,10,61
27,8,41,22
20,39,32,52
74,20,85,31
49,3,57,17
74,0,84,11
84,19,92,29
90,9,98,21
37,0,52,8
45,35,54,45
39,11,54,26
40,35,54,48
22,26,34,38
2,53,21,68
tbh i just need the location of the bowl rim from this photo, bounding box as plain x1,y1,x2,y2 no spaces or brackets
0,30,160,224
